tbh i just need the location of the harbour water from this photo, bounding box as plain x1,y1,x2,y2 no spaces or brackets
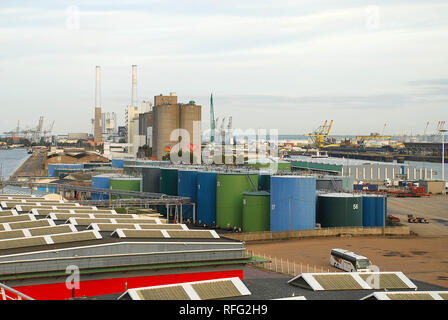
0,148,30,179
0,148,40,195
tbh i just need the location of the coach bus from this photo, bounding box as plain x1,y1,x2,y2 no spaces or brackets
330,248,371,272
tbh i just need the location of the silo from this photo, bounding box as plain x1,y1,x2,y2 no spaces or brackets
178,169,198,220
242,191,270,232
152,104,180,160
160,168,178,196
362,195,387,227
216,173,258,230
179,103,202,154
142,167,161,193
270,176,316,231
197,171,217,226
317,193,363,227
91,174,111,200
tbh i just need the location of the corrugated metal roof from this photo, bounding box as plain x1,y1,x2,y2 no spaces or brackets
6,219,55,230
288,272,417,291
112,229,219,239
0,214,35,224
118,277,250,300
362,291,448,300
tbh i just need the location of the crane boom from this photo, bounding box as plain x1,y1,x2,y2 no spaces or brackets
210,93,215,143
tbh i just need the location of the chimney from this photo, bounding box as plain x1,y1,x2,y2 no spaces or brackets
132,65,137,107
95,66,101,108
94,66,102,143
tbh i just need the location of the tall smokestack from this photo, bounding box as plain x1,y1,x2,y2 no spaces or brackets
95,66,101,108
94,66,102,143
131,65,137,107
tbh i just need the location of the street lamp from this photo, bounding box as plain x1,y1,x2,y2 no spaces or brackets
440,129,447,195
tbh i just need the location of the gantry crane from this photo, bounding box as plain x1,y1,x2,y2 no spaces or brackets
305,120,334,148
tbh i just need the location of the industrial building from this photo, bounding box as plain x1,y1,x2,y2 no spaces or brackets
287,155,430,181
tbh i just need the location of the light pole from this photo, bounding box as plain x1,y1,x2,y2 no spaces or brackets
440,129,447,195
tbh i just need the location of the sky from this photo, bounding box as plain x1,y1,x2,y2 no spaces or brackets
0,0,447,136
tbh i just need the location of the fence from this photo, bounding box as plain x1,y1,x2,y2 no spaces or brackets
0,282,34,300
246,249,336,277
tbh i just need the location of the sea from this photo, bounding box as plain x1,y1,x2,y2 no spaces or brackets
0,148,46,195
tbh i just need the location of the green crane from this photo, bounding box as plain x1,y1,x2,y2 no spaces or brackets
210,93,216,143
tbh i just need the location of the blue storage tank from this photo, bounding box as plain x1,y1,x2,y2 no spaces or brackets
197,171,217,226
48,164,84,177
270,176,316,231
178,170,198,220
111,159,124,168
91,174,111,200
362,195,387,227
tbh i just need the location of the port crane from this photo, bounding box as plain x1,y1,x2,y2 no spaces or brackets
210,93,216,143
305,120,334,148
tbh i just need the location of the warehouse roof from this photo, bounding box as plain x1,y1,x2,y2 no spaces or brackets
287,272,417,291
118,277,251,300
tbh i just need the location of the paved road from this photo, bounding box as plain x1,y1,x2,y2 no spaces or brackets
388,195,448,236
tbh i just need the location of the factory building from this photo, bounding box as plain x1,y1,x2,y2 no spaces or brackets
152,93,201,160
101,112,117,136
288,155,427,181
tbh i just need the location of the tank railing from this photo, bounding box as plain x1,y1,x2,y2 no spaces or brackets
246,250,336,277
0,282,34,300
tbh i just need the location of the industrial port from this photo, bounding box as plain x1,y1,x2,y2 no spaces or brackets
0,2,447,312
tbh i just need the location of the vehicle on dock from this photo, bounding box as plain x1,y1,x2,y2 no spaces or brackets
407,214,429,224
330,248,371,272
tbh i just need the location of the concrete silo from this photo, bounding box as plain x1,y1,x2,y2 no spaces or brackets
152,104,180,160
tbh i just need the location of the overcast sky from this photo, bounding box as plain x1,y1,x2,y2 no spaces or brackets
0,0,447,136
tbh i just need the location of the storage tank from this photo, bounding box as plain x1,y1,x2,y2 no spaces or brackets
341,176,355,192
109,177,142,199
91,174,111,200
362,195,387,227
197,171,217,226
160,168,178,195
270,176,316,231
152,104,180,160
317,193,363,227
242,191,270,232
216,173,259,230
258,173,271,191
178,169,198,220
316,177,343,192
142,167,161,193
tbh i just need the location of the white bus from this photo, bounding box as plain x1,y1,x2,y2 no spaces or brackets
330,248,371,272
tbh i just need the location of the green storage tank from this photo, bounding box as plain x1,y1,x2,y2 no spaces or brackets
160,168,178,196
216,173,259,230
109,177,142,199
317,193,363,227
242,191,270,232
